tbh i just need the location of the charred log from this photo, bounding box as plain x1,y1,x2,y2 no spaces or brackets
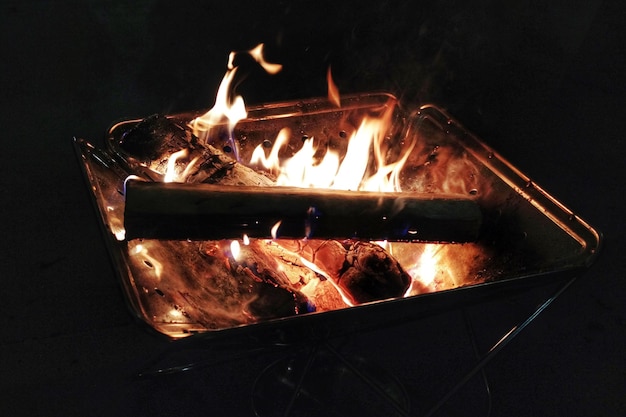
119,114,196,161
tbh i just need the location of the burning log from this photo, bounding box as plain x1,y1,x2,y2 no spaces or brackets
213,239,349,311
124,180,482,242
118,113,275,186
133,239,311,327
276,239,412,305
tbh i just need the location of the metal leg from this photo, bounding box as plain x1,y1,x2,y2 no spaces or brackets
422,277,577,417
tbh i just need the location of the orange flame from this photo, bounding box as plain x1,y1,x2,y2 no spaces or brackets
327,66,341,108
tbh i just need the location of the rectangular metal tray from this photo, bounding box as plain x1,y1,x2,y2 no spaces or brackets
74,93,601,340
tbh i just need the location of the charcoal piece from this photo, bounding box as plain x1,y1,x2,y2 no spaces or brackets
246,282,311,320
118,114,276,186
119,114,198,161
338,241,411,304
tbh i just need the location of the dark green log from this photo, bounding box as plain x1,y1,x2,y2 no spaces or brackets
124,180,482,242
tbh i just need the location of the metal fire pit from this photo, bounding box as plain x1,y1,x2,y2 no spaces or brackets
74,93,601,340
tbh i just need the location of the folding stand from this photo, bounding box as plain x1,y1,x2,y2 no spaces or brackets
135,276,577,417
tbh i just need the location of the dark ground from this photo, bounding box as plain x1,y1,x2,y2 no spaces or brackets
1,1,625,416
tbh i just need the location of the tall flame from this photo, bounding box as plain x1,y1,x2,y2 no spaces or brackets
250,105,409,192
189,43,282,159
412,244,441,288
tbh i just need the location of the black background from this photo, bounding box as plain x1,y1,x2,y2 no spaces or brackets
1,1,625,416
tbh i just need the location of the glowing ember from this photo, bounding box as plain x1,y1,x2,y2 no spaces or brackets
129,241,163,281
299,257,355,307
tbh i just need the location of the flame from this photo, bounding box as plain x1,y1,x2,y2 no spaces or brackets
247,43,283,74
327,66,340,107
230,240,241,260
412,244,441,288
401,242,490,295
113,228,126,241
189,43,282,158
164,149,187,182
189,67,247,153
249,127,291,173
250,105,408,192
270,221,282,239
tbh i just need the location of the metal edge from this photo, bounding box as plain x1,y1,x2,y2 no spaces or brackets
414,104,603,269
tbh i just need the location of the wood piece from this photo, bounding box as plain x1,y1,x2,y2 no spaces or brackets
247,239,349,310
119,114,195,161
117,113,275,186
124,180,482,242
275,239,412,304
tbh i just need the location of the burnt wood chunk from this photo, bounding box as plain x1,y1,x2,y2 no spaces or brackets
278,239,411,304
119,114,196,161
118,114,275,186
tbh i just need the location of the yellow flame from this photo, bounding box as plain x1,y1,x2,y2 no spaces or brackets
271,221,282,239
190,43,281,146
113,228,126,241
189,67,247,145
414,244,440,287
331,117,378,190
249,105,405,193
249,127,291,173
242,234,250,245
164,149,189,182
230,240,241,261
